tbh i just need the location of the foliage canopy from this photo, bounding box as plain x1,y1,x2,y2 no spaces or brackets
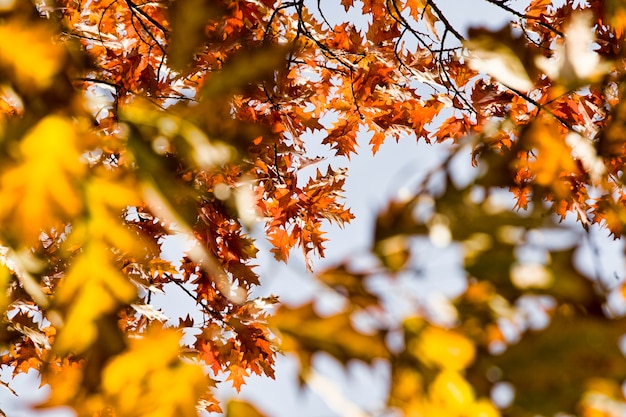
1,0,626,416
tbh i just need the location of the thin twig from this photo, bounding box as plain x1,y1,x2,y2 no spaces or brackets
483,0,564,37
506,85,574,130
426,0,465,42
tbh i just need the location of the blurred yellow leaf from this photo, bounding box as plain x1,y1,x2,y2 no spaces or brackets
606,0,626,37
54,240,136,353
430,370,476,411
0,115,84,243
200,45,291,98
389,366,430,416
81,176,141,254
225,399,267,417
0,263,10,314
102,327,206,417
317,264,380,308
0,20,64,90
42,362,88,409
391,367,424,402
167,0,225,71
412,326,476,371
467,398,501,417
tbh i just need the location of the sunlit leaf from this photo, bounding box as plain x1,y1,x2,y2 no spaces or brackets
430,370,476,411
102,327,206,417
0,19,64,90
54,240,136,353
0,116,85,243
412,326,476,371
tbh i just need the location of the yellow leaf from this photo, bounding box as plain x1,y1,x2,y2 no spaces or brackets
430,370,476,411
42,363,86,408
412,326,476,371
0,116,84,243
607,0,626,38
79,176,141,254
0,20,64,90
102,327,206,417
225,399,267,417
0,263,10,314
54,241,136,353
467,398,501,417
390,367,425,406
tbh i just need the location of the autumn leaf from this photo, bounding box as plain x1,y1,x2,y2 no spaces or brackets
226,399,267,417
54,240,136,353
269,302,389,369
340,0,354,12
101,327,207,417
411,326,476,371
268,228,294,262
226,363,250,392
429,370,476,411
322,116,360,157
0,19,65,91
405,0,439,38
0,116,85,243
2,1,626,416
525,0,553,20
516,114,579,198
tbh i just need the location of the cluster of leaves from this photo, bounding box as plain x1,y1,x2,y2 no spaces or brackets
1,0,626,416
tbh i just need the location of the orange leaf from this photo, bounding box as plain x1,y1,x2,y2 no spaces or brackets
226,363,250,392
340,0,354,12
